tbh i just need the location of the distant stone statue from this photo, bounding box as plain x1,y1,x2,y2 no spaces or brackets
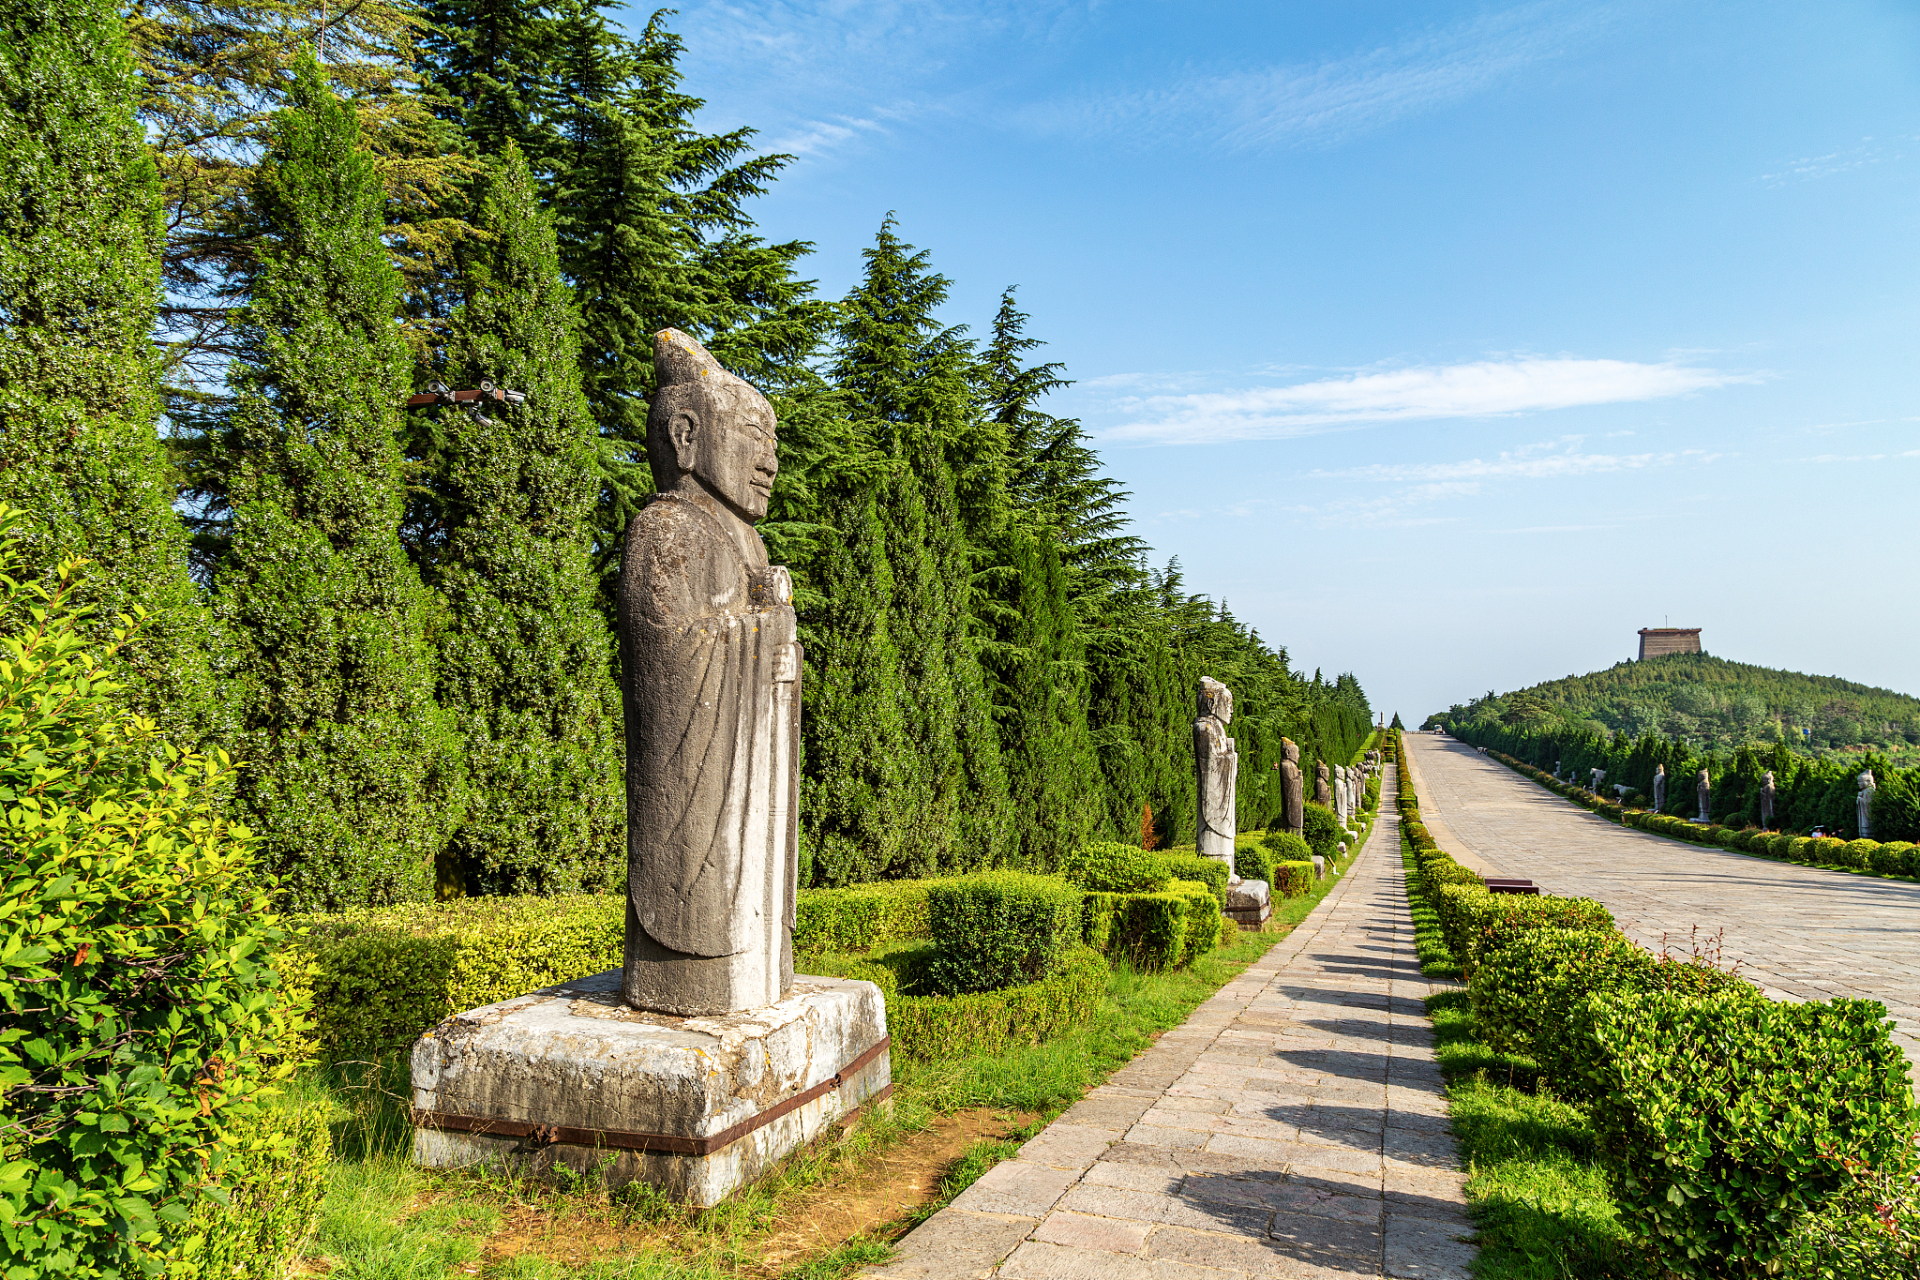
1590,768,1605,794
1653,764,1667,811
1333,765,1350,827
1858,770,1877,839
1696,769,1711,823
1314,760,1331,806
619,329,800,1017
1193,677,1239,878
1760,771,1777,827
1280,738,1304,836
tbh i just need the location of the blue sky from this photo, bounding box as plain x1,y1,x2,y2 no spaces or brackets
655,0,1920,723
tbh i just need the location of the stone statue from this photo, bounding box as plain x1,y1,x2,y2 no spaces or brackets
1333,765,1349,827
1280,738,1305,836
1696,769,1711,823
1653,764,1667,812
619,329,800,1017
1193,677,1239,878
1760,771,1776,827
1314,760,1331,806
1858,770,1877,839
1590,768,1605,794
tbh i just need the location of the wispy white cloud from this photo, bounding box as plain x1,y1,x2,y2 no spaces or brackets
1760,137,1913,186
1021,2,1610,152
1318,441,1723,483
1102,357,1754,445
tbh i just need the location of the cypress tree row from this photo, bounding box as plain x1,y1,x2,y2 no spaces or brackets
0,0,212,733
215,57,464,911
426,142,624,897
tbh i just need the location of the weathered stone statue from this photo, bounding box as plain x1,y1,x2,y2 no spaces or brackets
620,329,800,1017
1193,677,1238,873
1590,768,1605,794
1696,769,1711,823
1333,765,1349,827
1760,771,1777,827
1314,760,1331,806
1280,738,1305,836
1653,764,1667,811
1858,770,1877,839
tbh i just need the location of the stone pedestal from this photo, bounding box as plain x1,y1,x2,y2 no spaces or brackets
1311,854,1326,880
1226,878,1270,927
411,970,889,1207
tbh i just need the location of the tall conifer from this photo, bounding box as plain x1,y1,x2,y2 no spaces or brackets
0,0,212,731
216,57,462,910
429,143,623,896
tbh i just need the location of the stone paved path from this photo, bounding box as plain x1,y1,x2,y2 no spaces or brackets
1404,732,1920,1067
860,769,1476,1280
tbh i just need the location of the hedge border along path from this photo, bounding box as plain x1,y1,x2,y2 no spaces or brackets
856,763,1477,1280
1402,730,1920,1088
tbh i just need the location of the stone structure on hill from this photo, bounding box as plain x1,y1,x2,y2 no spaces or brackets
411,331,889,1206
1191,677,1270,926
1859,770,1877,839
1280,738,1304,837
1638,627,1703,659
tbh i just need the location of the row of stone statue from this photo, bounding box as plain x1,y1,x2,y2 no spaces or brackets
1562,759,1880,838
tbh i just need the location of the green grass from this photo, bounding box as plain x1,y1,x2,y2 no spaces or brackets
1399,824,1635,1279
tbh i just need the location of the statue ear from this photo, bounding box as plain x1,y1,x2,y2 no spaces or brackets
668,409,699,472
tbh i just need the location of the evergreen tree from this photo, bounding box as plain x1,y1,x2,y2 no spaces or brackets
429,143,623,896
215,57,463,910
0,0,213,734
414,0,559,160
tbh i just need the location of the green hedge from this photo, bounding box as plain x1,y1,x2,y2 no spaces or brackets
846,943,1107,1060
1584,992,1917,1277
1271,861,1313,898
792,878,935,952
295,895,624,1058
1169,878,1222,962
1060,841,1171,892
1233,843,1274,887
162,1097,332,1280
922,872,1083,995
1261,831,1312,864
1083,891,1187,970
1166,852,1227,907
1302,802,1341,858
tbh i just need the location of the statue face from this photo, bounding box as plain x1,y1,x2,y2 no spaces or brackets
669,386,779,521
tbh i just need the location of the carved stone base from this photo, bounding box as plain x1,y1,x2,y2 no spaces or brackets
410,970,889,1207
1226,878,1271,927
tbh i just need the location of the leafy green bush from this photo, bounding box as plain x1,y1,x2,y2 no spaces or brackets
1769,833,1795,859
161,1097,331,1280
1271,862,1314,897
1233,843,1273,887
0,547,310,1279
296,894,623,1057
1302,802,1341,859
1261,831,1312,864
1470,926,1648,1059
1082,891,1188,970
1059,841,1171,893
1583,992,1918,1277
1169,879,1221,962
922,872,1083,995
1836,839,1876,870
845,943,1107,1060
1872,841,1917,876
1166,853,1227,907
1811,836,1848,864
1442,886,1615,972
793,878,934,951
1427,861,1483,890
1789,836,1816,863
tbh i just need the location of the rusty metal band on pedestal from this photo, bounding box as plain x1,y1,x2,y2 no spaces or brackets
412,1035,891,1158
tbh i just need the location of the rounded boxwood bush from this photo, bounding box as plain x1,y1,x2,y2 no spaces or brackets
1835,839,1876,870
1302,802,1341,859
1868,841,1912,875
1060,841,1171,893
1272,861,1314,898
1788,837,1817,863
1235,842,1274,887
922,872,1085,995
1768,834,1796,860
1263,831,1312,863
1810,837,1848,865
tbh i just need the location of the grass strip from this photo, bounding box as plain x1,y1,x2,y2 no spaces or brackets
1399,832,1634,1279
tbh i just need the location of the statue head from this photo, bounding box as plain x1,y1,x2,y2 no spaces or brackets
1197,677,1232,724
648,329,777,521
1282,737,1299,764
1860,770,1876,789
1762,770,1775,787
1698,770,1710,785
1655,764,1665,777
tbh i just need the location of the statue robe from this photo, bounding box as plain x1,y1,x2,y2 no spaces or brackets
619,492,800,1015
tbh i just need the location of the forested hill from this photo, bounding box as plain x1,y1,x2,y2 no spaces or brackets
1431,653,1920,761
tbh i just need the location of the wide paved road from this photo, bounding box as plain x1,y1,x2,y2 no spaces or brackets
1404,732,1920,1067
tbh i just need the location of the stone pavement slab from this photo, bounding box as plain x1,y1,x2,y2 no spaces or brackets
1404,732,1920,1067
859,768,1475,1279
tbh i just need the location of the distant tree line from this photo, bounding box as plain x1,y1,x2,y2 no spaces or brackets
1,0,1371,911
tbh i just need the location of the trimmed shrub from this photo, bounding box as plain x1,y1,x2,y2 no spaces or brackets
1234,842,1274,887
297,894,624,1057
1583,992,1918,1277
1788,836,1816,863
1061,841,1172,893
846,943,1107,1060
1835,839,1876,870
162,1096,332,1279
1083,891,1188,970
1811,836,1848,864
1427,861,1483,890
922,872,1083,995
1302,802,1341,859
794,878,934,952
1442,887,1615,972
1272,861,1314,898
1261,831,1312,864
1471,926,1649,1059
1167,852,1228,908
1170,878,1221,962
1872,841,1917,875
